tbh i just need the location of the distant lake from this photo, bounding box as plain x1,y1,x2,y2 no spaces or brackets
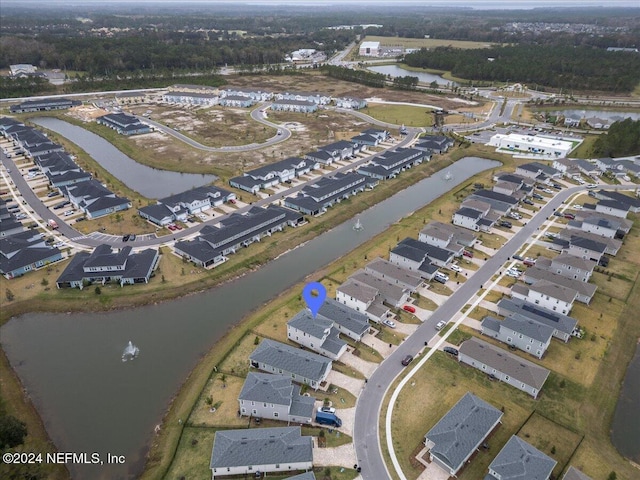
368,64,460,86
611,343,640,463
31,117,218,199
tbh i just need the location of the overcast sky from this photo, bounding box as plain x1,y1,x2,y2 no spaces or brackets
3,0,639,8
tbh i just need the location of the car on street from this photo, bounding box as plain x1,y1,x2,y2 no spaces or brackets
586,184,598,189
403,305,416,313
53,242,65,248
382,319,396,328
435,320,446,331
443,346,459,356
450,264,462,273
401,355,413,366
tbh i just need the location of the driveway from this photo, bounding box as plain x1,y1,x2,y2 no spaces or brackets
340,350,378,378
325,370,365,397
314,441,358,468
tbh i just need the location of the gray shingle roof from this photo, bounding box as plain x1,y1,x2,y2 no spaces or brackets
455,207,483,219
365,257,423,290
425,392,503,474
459,338,550,391
250,339,331,383
317,298,370,338
210,426,312,469
563,466,593,480
239,372,294,406
529,279,578,304
497,298,578,336
350,270,408,306
486,435,557,480
400,237,453,263
503,314,555,344
525,267,597,300
337,278,378,303
288,310,333,340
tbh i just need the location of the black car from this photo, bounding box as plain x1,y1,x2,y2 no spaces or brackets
523,199,534,205
499,220,512,229
512,254,524,261
443,346,459,356
532,193,544,200
401,355,414,366
122,234,130,242
552,183,562,189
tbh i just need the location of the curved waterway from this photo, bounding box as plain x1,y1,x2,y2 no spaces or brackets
611,343,640,463
1,157,500,479
31,117,218,199
368,64,460,86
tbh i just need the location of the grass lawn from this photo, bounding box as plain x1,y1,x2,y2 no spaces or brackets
362,35,501,50
218,333,261,378
414,294,438,311
331,361,366,381
363,104,434,127
188,374,247,428
345,338,383,363
376,328,406,346
164,427,216,480
320,384,357,409
517,412,582,479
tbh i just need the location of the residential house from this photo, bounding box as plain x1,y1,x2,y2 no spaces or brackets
64,180,131,219
419,221,476,256
578,216,623,239
219,95,255,108
423,392,503,476
230,157,317,193
595,199,629,219
317,298,370,342
284,172,376,216
394,237,454,268
47,170,92,189
209,427,313,479
453,207,486,232
515,162,561,181
115,91,147,104
414,135,454,154
221,87,272,102
522,267,597,304
364,257,423,292
593,190,640,213
336,278,389,323
276,92,331,105
563,466,593,480
563,114,582,127
481,314,553,359
553,158,581,177
334,97,367,110
349,270,410,308
496,297,578,343
511,280,577,315
358,148,427,180
162,91,219,106
458,337,551,398
562,230,621,256
96,113,151,136
271,100,318,113
10,98,81,113
467,189,519,215
564,236,607,263
175,205,303,267
249,339,332,390
485,435,556,480
170,84,220,95
549,254,596,282
586,117,610,129
238,372,315,423
56,244,159,288
287,310,348,360
1,231,63,279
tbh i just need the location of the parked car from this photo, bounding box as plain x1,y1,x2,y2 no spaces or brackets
523,199,534,205
315,411,342,427
168,224,178,231
523,257,536,267
382,319,396,329
543,188,553,194
435,321,446,331
47,191,60,198
507,212,522,220
450,264,462,273
129,234,136,241
532,193,544,200
506,269,521,278
64,210,75,217
499,220,512,229
463,250,474,258
443,346,459,356
401,355,414,366
434,274,448,284
229,199,237,204
122,234,130,242
319,406,336,414
552,183,562,189
564,213,576,220
403,305,416,313
512,254,524,261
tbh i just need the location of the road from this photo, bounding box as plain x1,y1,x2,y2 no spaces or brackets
1,128,421,250
353,183,634,479
139,102,292,152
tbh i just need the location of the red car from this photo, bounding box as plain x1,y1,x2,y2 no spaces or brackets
403,305,416,313
229,199,237,204
174,224,183,230
463,250,474,258
168,224,178,231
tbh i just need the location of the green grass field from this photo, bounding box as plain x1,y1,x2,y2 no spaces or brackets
362,35,502,50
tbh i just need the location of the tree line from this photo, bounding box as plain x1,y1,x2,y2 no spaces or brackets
403,45,640,93
593,119,640,157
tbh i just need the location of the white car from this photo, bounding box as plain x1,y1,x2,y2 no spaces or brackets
573,204,583,210
450,265,463,273
435,321,446,331
53,242,65,248
64,210,75,217
383,319,396,329
586,184,598,189
543,188,553,194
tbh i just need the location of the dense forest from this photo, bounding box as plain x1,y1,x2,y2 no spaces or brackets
593,119,640,157
403,45,640,93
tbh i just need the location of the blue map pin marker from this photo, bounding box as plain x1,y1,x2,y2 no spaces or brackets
302,282,327,318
